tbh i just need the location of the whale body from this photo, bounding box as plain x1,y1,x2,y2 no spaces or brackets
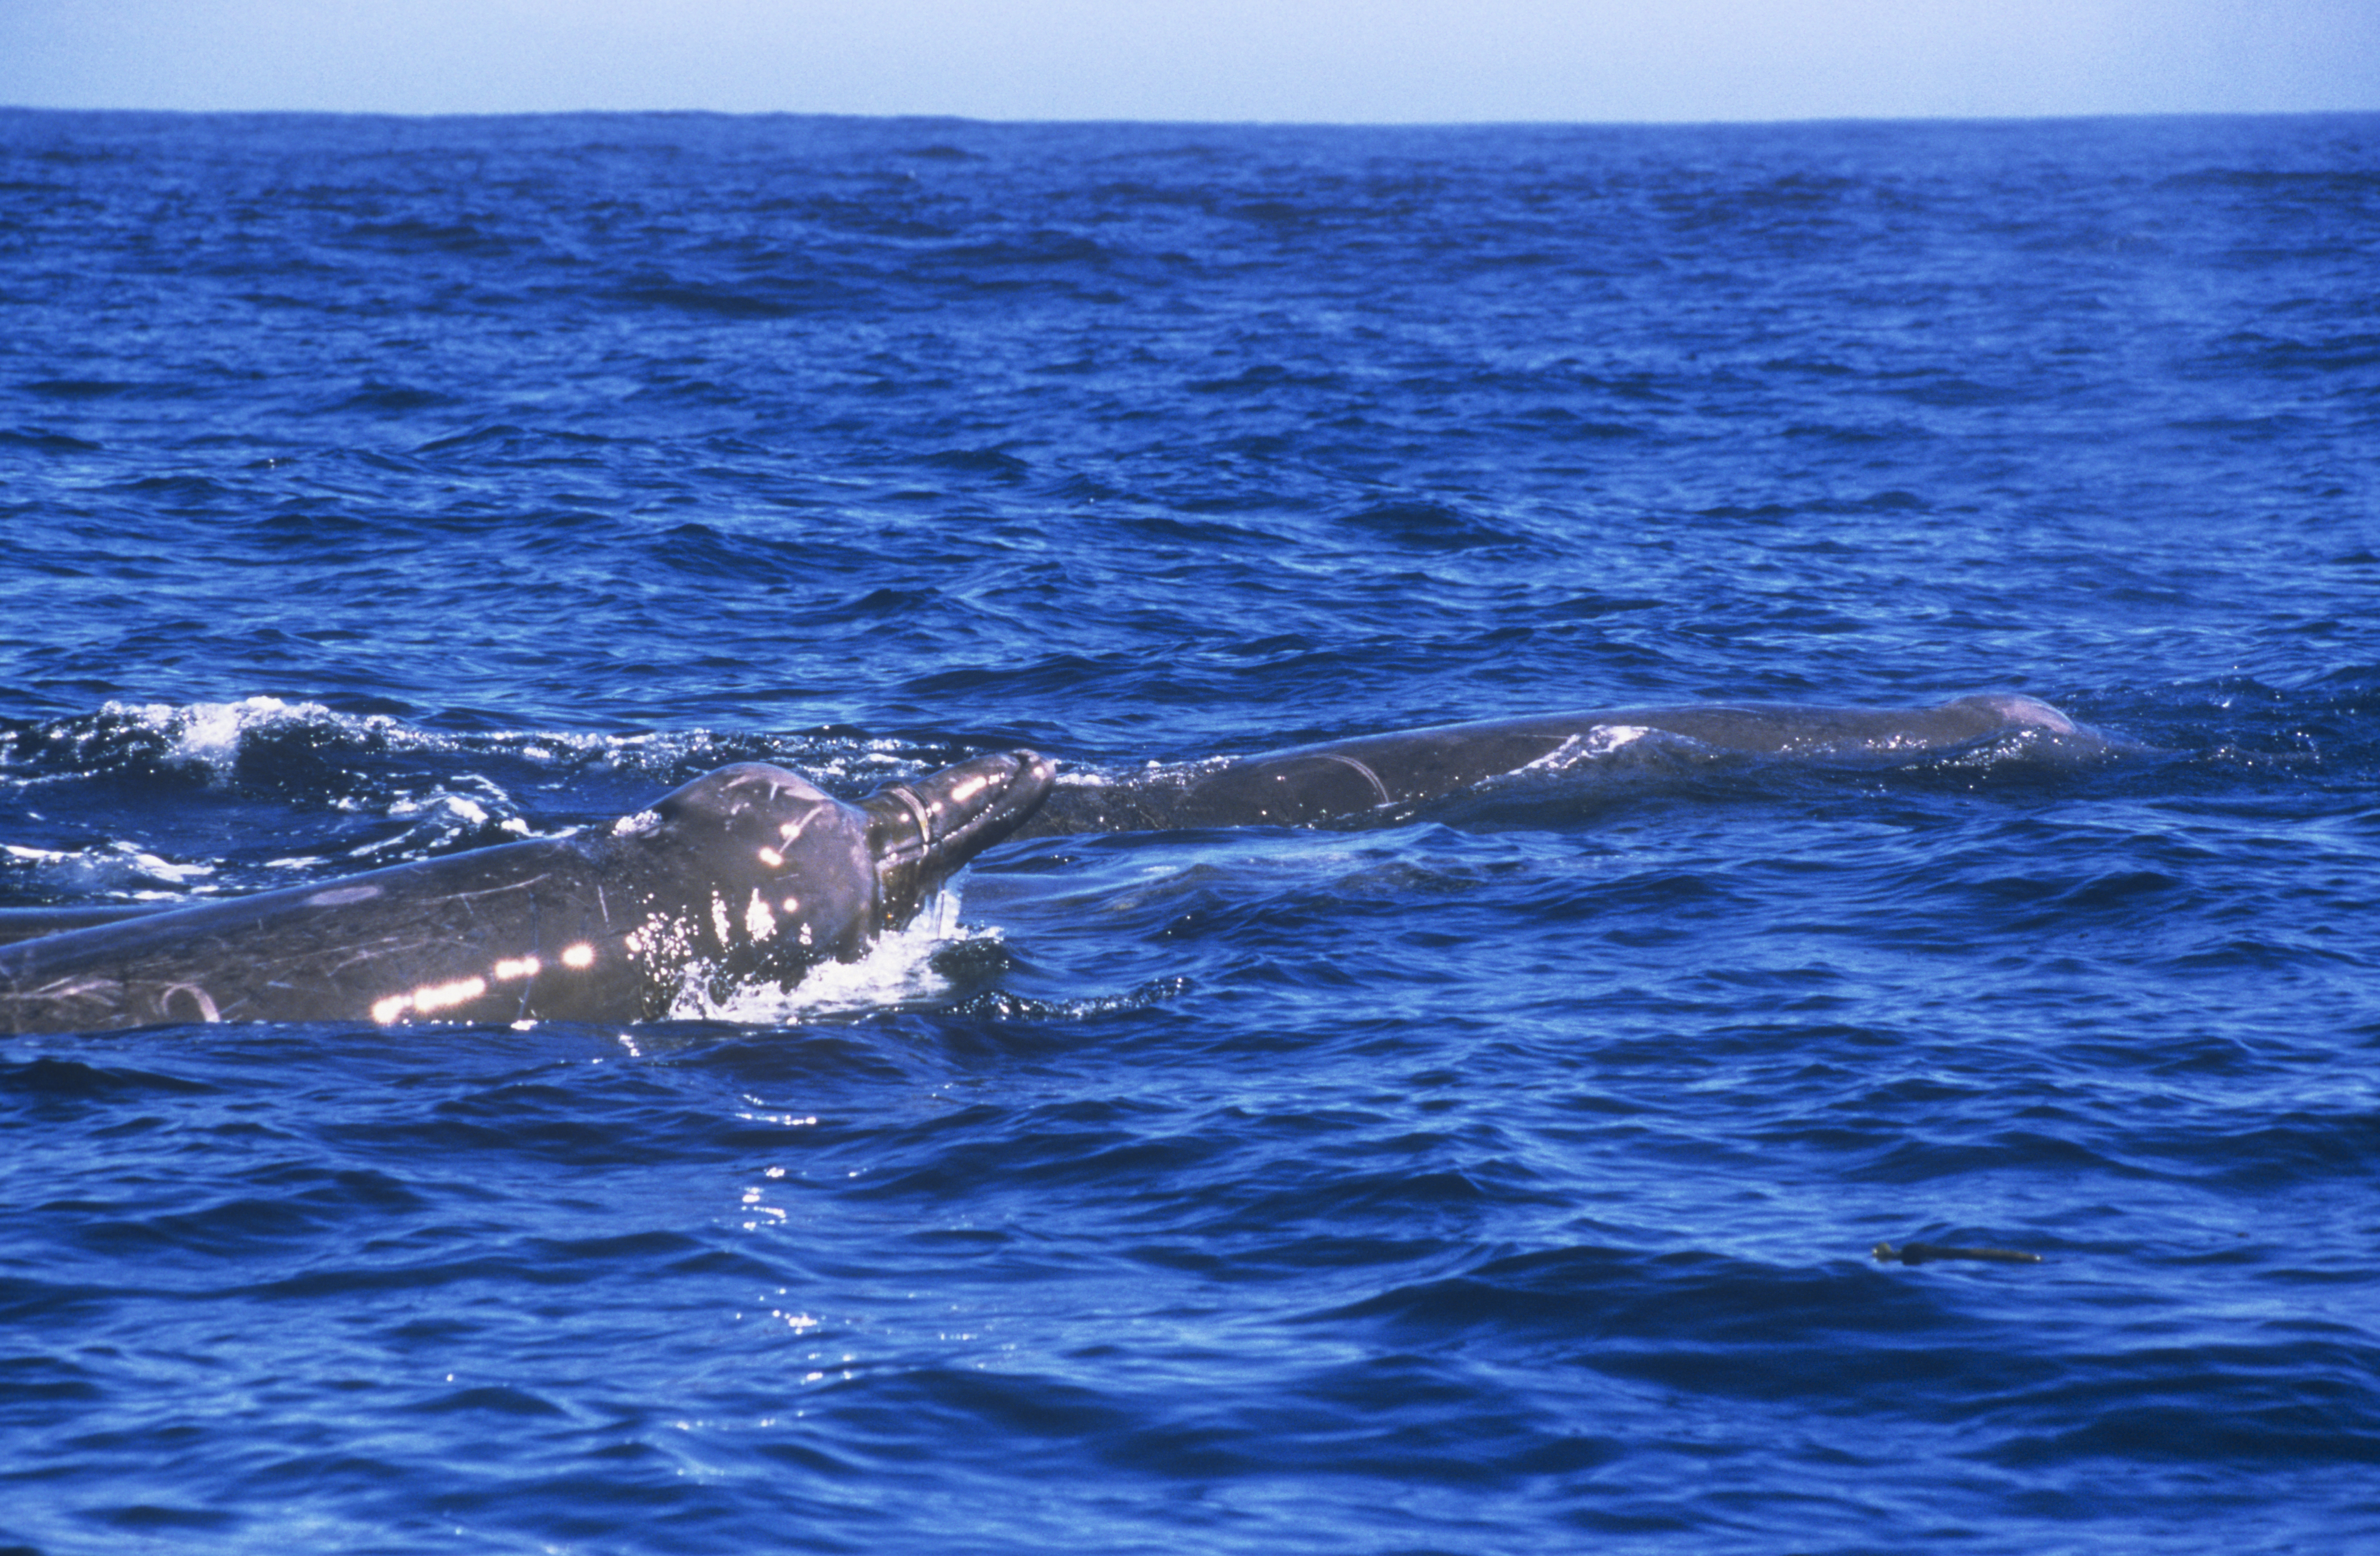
0,695,2120,1032
0,751,1053,1034
1013,694,2113,836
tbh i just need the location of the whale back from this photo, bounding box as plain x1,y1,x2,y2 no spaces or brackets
0,753,1053,1034
1015,695,2119,836
0,762,884,1032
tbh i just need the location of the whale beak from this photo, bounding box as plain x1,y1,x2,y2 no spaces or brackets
860,750,1057,926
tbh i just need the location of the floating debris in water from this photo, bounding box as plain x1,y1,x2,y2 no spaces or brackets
1874,1241,2045,1266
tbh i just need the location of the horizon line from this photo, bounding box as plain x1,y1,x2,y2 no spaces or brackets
6,103,2376,130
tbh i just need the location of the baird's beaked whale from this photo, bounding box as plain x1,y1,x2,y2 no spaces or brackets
0,751,1055,1034
1012,693,2114,835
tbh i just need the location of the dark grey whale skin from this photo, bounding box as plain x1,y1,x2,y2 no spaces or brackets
0,696,2116,1031
1013,694,2116,836
0,752,1053,1034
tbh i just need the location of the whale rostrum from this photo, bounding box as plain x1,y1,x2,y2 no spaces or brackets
0,752,1055,1034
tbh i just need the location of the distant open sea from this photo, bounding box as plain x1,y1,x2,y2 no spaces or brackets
2,109,2376,1554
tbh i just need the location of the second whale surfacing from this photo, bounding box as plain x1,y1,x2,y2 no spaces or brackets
0,751,1055,1034
1014,693,2120,836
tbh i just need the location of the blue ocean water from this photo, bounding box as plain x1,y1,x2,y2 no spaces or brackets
2,107,2378,1553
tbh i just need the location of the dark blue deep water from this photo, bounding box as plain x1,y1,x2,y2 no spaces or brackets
2,109,2378,1553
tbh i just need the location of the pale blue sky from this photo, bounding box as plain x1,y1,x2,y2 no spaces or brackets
4,0,2375,122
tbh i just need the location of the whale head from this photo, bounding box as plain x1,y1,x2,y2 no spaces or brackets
625,750,1054,999
0,750,1057,1032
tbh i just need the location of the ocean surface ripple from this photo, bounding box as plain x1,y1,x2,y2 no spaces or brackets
2,110,2377,1554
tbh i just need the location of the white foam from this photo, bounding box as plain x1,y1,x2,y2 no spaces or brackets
349,779,531,858
1521,724,1654,772
108,841,214,884
389,793,490,826
1,838,215,893
669,887,993,1024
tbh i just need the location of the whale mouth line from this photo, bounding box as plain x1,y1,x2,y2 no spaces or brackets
867,752,1055,860
875,782,939,862
861,750,1057,926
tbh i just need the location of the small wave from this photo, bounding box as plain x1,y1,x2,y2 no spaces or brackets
2,697,432,784
327,384,459,414
942,976,1192,1021
1,837,216,898
22,377,138,399
4,698,964,794
0,426,102,453
1335,500,1517,552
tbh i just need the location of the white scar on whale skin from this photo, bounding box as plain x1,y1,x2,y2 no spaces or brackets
1314,752,1391,804
158,983,220,1023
